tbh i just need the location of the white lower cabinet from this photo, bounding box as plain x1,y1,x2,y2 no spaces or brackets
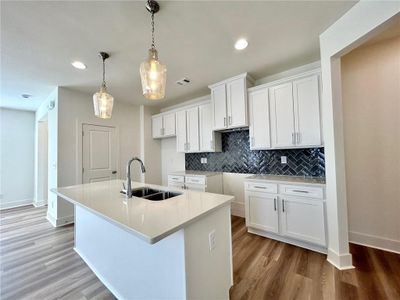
244,180,326,253
246,192,279,234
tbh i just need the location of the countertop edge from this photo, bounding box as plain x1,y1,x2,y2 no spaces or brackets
52,188,234,245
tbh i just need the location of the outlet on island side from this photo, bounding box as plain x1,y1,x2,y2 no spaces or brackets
209,230,216,251
281,156,287,164
201,157,208,164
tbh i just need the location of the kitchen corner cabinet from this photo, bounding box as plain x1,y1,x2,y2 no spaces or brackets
152,112,176,139
209,73,253,131
248,89,271,149
199,102,221,152
176,107,200,153
269,74,322,148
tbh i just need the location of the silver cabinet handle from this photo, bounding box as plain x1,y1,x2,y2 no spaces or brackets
229,116,232,125
282,199,285,212
223,117,227,127
254,186,266,189
297,132,301,144
293,190,309,194
292,133,295,145
274,198,277,211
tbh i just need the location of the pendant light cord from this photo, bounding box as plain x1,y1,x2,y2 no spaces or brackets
102,57,106,88
151,12,155,49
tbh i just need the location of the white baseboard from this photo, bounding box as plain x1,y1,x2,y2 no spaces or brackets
46,212,74,227
0,199,33,210
33,199,47,207
349,231,400,254
327,248,354,270
231,202,245,218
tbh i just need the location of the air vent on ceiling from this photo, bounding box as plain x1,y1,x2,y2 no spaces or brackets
176,78,191,86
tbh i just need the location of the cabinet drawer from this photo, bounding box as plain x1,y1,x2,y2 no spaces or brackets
245,182,278,194
185,176,206,185
168,175,184,183
280,184,324,199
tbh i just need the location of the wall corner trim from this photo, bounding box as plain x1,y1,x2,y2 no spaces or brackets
327,248,354,270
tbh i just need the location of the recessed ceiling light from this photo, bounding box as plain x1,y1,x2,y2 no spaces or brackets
71,61,87,70
234,38,248,50
21,94,32,99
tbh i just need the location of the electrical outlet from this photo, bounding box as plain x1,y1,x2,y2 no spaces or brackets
281,156,287,164
201,157,207,164
209,230,216,251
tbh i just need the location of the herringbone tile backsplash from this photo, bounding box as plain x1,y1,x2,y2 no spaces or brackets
185,130,325,177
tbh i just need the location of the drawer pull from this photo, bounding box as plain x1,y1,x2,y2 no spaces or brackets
292,190,309,194
254,186,267,189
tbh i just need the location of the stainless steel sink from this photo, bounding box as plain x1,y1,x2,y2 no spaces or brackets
131,187,161,197
143,191,181,201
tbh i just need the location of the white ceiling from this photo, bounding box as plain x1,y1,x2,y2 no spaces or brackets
1,0,357,111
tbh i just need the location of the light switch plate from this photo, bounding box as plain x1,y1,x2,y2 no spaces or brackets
281,156,287,164
209,230,216,251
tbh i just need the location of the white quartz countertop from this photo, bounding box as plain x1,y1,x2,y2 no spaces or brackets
169,170,222,177
52,180,233,244
245,174,326,185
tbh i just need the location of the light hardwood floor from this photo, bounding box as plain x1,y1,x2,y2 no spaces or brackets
1,206,399,300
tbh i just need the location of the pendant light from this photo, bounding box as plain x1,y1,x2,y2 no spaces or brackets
93,52,114,119
140,0,167,100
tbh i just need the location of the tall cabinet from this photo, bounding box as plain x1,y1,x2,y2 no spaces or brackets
176,108,200,153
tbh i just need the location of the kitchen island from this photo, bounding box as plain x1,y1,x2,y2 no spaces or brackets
53,180,234,300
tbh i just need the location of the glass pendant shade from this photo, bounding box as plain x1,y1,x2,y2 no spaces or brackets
93,85,114,119
140,48,167,100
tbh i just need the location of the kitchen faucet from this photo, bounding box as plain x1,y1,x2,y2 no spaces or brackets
124,157,146,198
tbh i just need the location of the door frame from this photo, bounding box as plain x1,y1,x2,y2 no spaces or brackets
75,120,120,184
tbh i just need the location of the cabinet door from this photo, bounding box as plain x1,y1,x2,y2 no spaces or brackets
280,197,326,246
152,115,163,138
293,75,322,147
199,103,214,152
163,112,176,137
176,110,187,152
186,107,199,152
269,82,295,148
212,84,227,130
227,78,247,128
249,89,271,149
245,191,279,234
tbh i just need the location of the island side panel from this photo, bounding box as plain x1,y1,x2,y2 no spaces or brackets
184,204,233,300
74,206,186,300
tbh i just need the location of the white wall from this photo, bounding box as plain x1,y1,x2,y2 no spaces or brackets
342,35,400,253
319,0,400,269
0,108,35,209
140,105,162,185
36,120,48,206
161,137,185,186
53,87,141,224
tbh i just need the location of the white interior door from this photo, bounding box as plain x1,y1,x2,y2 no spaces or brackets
82,124,118,183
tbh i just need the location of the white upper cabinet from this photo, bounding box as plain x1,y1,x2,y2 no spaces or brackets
248,89,271,150
186,107,200,152
176,110,187,152
269,73,322,149
209,73,253,131
151,112,176,139
152,115,164,138
199,102,222,152
211,84,227,130
227,78,247,128
269,82,296,148
293,75,321,147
